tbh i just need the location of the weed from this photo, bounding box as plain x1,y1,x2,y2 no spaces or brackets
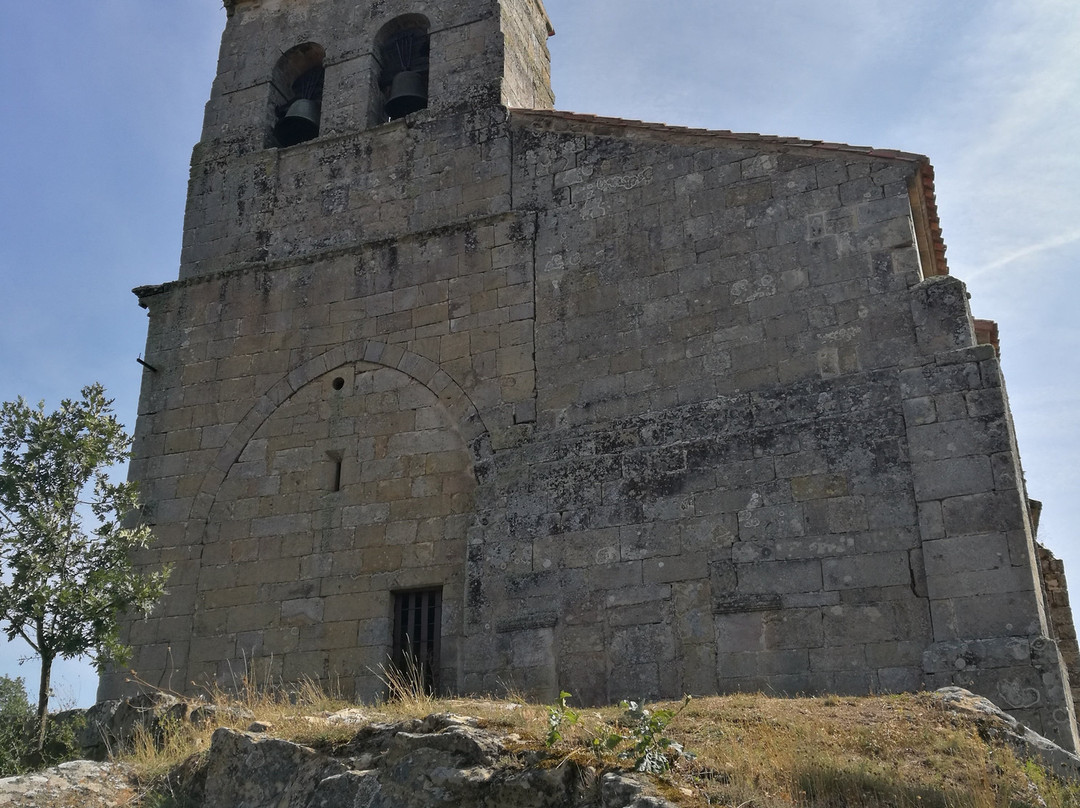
545,691,579,747
541,691,693,775
618,696,693,773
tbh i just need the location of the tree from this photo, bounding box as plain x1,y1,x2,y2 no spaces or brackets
0,675,32,776
0,384,168,752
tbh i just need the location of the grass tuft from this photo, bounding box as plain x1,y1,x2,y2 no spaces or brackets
375,652,436,710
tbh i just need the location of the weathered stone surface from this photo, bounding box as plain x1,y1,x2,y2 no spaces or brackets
191,713,673,808
105,0,1079,755
0,761,135,807
203,729,349,808
933,687,1080,781
63,693,254,761
1039,546,1080,710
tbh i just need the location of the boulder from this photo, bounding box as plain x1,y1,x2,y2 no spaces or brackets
202,728,350,808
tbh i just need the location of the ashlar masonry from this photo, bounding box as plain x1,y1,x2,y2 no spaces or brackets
101,0,1080,751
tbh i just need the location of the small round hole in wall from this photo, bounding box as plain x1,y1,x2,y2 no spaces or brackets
332,377,345,390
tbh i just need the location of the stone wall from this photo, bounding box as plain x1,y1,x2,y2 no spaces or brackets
104,0,1080,753
1040,545,1080,711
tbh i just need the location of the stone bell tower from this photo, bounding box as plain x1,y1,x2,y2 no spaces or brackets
181,0,554,281
102,0,555,701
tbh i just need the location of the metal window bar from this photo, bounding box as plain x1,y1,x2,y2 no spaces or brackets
392,589,442,692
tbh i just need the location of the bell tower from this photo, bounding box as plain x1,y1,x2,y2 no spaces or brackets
202,0,554,152
104,0,555,701
176,0,554,282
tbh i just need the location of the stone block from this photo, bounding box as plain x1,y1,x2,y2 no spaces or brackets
719,649,809,678
825,497,868,533
680,643,720,694
610,624,676,665
822,604,904,645
918,501,945,540
608,600,665,627
643,553,710,584
604,584,671,608
714,611,766,653
907,419,1006,464
762,608,823,650
929,593,1044,640
281,598,325,627
865,494,917,531
925,565,1034,601
790,474,849,501
737,504,806,541
823,552,910,590
941,490,1025,536
912,456,993,501
865,640,925,669
737,560,822,595
921,533,1012,577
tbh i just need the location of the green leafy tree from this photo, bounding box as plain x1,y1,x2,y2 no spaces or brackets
0,675,32,776
0,384,168,752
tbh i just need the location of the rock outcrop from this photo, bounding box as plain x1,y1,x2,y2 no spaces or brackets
932,687,1080,780
56,692,253,761
0,761,135,807
16,688,1080,806
182,712,676,807
0,709,678,807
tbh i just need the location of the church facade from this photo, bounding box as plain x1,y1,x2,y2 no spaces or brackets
101,0,1080,751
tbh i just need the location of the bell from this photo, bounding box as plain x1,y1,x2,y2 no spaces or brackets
386,70,428,119
275,98,321,147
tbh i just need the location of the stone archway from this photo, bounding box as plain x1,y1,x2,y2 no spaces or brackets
180,343,484,698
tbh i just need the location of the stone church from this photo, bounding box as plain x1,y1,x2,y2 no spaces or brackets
100,0,1080,751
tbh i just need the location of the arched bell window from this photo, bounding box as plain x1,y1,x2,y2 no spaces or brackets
268,43,326,148
375,16,430,121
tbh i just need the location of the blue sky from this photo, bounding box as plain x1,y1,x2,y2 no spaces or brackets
0,0,1077,707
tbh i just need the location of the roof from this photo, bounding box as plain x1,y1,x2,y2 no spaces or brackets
512,109,948,277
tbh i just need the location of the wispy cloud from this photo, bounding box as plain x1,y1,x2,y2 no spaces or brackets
968,228,1080,277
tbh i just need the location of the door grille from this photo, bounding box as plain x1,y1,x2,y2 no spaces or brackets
392,588,442,693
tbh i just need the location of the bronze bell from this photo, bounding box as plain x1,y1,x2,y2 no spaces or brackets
275,98,321,147
386,70,428,119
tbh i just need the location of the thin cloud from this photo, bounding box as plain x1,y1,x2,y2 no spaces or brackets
914,3,1080,289
968,229,1080,277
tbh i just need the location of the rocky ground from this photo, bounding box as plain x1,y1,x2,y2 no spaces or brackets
0,709,676,807
0,760,136,807
1,688,1078,807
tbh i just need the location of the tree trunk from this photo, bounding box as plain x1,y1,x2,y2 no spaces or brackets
34,652,53,754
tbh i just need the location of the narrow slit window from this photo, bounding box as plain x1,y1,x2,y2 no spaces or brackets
327,451,343,492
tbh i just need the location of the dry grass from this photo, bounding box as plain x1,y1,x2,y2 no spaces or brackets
120,685,1080,808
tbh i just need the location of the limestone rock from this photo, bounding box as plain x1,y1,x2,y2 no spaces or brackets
0,760,135,807
202,728,349,808
190,713,676,808
933,687,1080,779
323,707,368,725
64,693,253,761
